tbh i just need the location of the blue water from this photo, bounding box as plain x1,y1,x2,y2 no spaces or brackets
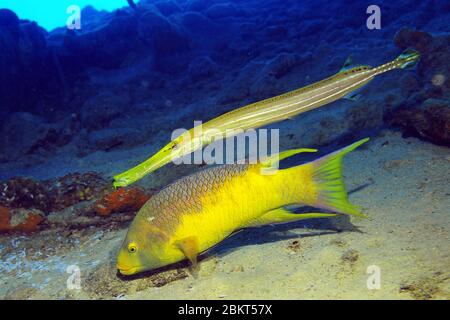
1,0,126,31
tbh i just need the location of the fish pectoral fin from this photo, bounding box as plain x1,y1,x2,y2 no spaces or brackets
174,236,199,267
245,208,339,227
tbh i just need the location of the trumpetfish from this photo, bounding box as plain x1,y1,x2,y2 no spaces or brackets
113,49,420,188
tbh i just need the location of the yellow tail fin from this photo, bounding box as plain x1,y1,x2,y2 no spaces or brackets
307,138,369,218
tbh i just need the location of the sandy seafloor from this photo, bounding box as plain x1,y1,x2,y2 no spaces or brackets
0,130,448,300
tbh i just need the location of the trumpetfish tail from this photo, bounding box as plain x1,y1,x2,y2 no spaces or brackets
371,48,421,76
395,48,421,69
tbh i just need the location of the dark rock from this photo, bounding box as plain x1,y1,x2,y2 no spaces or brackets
78,5,112,32
86,128,143,151
80,92,130,131
0,8,20,32
347,100,384,132
394,28,433,53
180,11,215,35
27,114,81,154
435,1,450,13
250,75,280,101
187,0,214,12
265,25,288,41
188,56,218,81
62,14,139,69
399,73,421,99
0,113,50,159
220,61,265,104
0,177,51,212
138,11,188,55
264,52,306,79
387,100,450,146
0,17,50,114
0,112,81,160
154,1,182,16
205,3,243,19
394,27,449,98
301,19,327,36
44,172,109,211
0,172,109,214
246,53,308,100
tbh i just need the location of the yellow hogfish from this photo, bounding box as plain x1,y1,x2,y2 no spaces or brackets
113,49,419,188
117,138,368,275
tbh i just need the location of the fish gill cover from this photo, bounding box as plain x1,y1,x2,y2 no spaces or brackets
0,0,449,300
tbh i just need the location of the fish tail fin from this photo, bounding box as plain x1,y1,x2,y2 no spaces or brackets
395,48,421,69
302,138,370,218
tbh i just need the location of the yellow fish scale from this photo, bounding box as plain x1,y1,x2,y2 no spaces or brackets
169,164,316,254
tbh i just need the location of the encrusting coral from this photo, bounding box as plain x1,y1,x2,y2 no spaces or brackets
93,187,151,217
0,173,154,234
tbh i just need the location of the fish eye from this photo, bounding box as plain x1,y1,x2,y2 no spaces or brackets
127,243,138,253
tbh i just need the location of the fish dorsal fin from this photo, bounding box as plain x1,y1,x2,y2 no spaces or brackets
339,56,371,73
340,55,354,72
175,236,199,267
259,148,317,174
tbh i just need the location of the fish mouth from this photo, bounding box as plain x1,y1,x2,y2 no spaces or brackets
117,264,141,276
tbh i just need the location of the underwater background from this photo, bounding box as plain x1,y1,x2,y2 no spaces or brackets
0,0,449,299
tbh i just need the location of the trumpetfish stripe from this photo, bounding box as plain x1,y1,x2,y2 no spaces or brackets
207,60,401,130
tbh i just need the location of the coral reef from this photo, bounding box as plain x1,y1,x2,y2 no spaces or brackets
0,177,50,211
0,172,108,213
0,172,153,233
44,172,109,211
387,102,450,146
385,27,450,144
93,187,152,216
0,206,45,233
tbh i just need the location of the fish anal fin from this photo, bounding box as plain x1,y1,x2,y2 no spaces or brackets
175,236,199,267
246,208,338,228
343,92,363,101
